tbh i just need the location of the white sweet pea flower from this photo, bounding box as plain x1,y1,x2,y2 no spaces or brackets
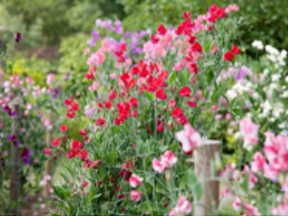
252,40,263,50
271,74,281,82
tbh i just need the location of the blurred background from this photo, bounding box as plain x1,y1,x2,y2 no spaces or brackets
0,0,287,78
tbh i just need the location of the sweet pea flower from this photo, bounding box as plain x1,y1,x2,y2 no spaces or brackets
130,190,141,202
239,117,259,150
251,152,266,172
160,150,178,167
129,174,143,188
170,196,192,215
152,158,166,173
175,124,201,154
47,73,54,85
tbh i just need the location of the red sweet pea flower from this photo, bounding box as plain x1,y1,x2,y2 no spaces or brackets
224,51,234,61
209,4,218,13
81,181,89,188
105,100,113,109
114,118,121,125
216,8,226,18
131,66,140,75
129,97,138,107
191,42,203,54
119,163,135,181
182,10,190,19
60,125,67,132
44,148,52,154
108,90,118,100
132,110,138,117
231,45,241,55
96,118,105,126
156,89,167,100
157,24,167,35
66,112,76,118
179,86,191,97
51,138,61,146
151,34,159,44
79,128,87,136
119,43,127,52
172,107,183,118
187,101,197,107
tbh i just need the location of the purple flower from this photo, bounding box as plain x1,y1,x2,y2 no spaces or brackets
95,19,104,27
87,39,96,47
138,30,146,38
21,148,31,164
15,32,21,42
7,134,12,141
131,37,140,46
124,31,131,38
234,74,241,81
97,91,101,100
115,19,122,27
239,70,247,78
114,25,123,34
91,30,100,39
104,20,113,31
169,25,175,31
273,178,279,183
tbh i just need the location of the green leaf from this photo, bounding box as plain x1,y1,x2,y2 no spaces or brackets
106,148,118,164
204,61,215,68
196,74,206,88
87,185,99,203
144,90,154,101
211,83,226,104
204,40,212,52
181,169,203,200
178,69,190,85
52,186,66,200
240,172,249,193
168,70,177,84
52,201,69,211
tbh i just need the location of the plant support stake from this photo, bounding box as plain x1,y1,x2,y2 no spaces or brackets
193,139,221,216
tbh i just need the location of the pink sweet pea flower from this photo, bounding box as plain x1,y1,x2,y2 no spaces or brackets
240,117,259,137
129,174,143,188
160,150,178,167
239,117,259,149
152,158,167,173
170,196,191,215
175,124,201,153
110,73,117,79
47,73,54,85
251,152,266,172
130,190,141,202
233,197,241,212
169,99,176,108
88,81,99,91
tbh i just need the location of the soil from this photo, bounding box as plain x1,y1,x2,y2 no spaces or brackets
20,194,62,216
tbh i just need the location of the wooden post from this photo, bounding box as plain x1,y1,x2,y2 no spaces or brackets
43,110,53,198
9,103,21,215
193,139,221,216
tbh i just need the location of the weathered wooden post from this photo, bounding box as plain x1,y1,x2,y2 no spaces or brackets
43,110,53,198
193,139,221,216
9,103,21,215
